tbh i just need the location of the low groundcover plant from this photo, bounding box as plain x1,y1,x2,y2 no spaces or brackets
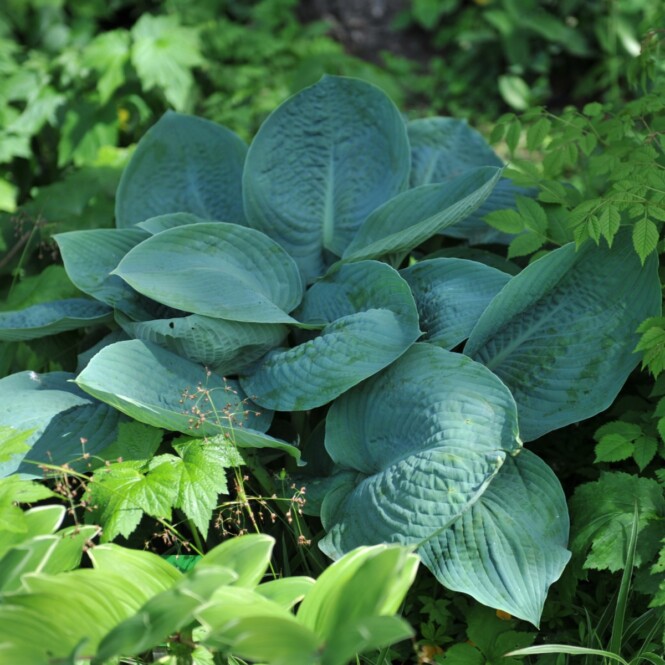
0,76,660,633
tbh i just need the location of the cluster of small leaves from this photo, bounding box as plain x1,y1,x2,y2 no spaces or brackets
488,73,665,265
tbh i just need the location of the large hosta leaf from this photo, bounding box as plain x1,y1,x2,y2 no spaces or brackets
0,372,124,478
0,299,111,341
342,167,502,262
115,111,247,227
421,450,570,626
114,222,303,324
55,228,149,313
243,75,410,282
408,117,502,187
465,232,662,441
240,262,420,411
118,312,288,375
400,258,510,349
318,344,521,554
76,340,299,458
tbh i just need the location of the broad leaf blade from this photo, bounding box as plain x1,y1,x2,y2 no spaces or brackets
118,311,287,375
422,450,571,626
342,167,503,262
465,231,662,441
400,258,510,349
0,371,124,479
243,75,410,282
114,222,303,324
240,261,420,410
0,299,111,341
319,344,521,556
75,340,299,458
115,111,247,227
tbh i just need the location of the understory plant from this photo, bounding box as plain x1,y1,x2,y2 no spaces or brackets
0,502,418,664
0,75,661,631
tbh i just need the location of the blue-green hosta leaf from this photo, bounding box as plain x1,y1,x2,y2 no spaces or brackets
0,299,111,341
115,111,246,228
400,258,510,349
318,344,521,556
408,117,502,187
0,371,124,479
137,212,214,234
114,222,303,324
75,340,298,458
421,450,570,626
117,311,287,375
465,231,662,441
240,261,420,411
442,179,537,246
342,167,503,262
55,228,149,313
243,75,410,283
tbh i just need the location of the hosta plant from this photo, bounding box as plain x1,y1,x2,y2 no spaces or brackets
0,75,660,627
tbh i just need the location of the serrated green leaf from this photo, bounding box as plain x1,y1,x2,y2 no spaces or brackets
171,437,243,538
515,196,548,234
526,118,551,151
131,14,203,110
82,30,131,104
571,472,665,572
507,232,546,259
598,205,621,245
632,217,659,264
484,209,525,235
594,434,634,462
633,436,658,471
85,459,180,540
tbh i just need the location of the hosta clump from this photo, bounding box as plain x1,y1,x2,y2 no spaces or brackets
0,76,660,626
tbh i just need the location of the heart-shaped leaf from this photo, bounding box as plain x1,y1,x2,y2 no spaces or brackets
240,261,420,411
318,344,521,555
115,111,247,227
243,75,410,282
342,167,502,262
421,449,571,626
76,340,299,458
0,299,111,341
0,371,124,479
114,222,303,324
117,312,288,375
408,117,502,187
400,258,510,349
465,231,662,441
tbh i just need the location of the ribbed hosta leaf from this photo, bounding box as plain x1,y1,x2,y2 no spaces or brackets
318,344,521,555
55,228,149,313
75,340,299,458
115,111,247,227
117,312,288,375
400,258,510,349
0,372,124,478
342,167,502,262
240,261,420,411
137,212,212,234
408,117,502,187
243,75,410,283
113,222,303,324
407,117,529,245
0,299,111,341
465,232,662,441
421,450,570,626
